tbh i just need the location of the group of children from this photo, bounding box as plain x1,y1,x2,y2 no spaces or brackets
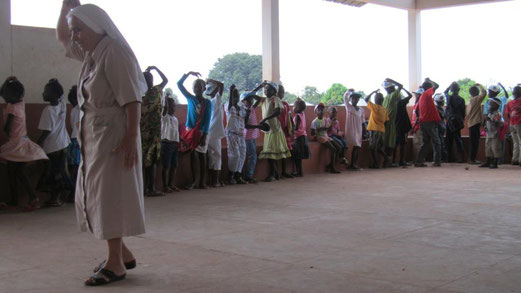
2,72,521,208
0,76,79,211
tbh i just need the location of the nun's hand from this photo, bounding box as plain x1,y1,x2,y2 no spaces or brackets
113,134,139,169
63,0,81,9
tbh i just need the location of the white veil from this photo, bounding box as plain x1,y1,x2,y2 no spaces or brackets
68,4,147,95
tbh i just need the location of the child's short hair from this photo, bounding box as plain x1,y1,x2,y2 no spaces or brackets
295,98,306,111
350,93,362,100
45,78,64,98
327,106,337,114
193,79,205,90
314,103,325,112
0,77,24,103
68,85,78,105
375,93,384,103
513,85,521,98
469,86,479,97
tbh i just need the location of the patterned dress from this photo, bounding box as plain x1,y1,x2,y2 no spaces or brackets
141,85,163,167
259,97,291,160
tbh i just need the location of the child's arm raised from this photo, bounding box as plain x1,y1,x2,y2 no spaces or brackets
386,78,403,92
364,89,378,103
499,82,509,100
251,81,267,94
177,71,200,100
477,84,487,102
146,66,168,89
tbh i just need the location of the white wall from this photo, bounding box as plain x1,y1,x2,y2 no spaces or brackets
10,25,81,103
0,0,12,81
0,0,81,104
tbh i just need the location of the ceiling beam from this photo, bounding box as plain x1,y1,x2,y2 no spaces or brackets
416,0,512,10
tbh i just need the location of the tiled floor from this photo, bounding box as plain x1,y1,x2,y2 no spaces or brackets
2,164,521,292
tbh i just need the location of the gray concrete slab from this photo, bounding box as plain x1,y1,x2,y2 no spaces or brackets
1,164,521,292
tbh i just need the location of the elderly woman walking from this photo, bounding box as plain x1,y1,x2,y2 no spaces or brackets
57,0,146,286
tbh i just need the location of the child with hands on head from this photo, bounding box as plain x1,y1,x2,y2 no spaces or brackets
160,91,180,193
252,81,291,182
225,85,248,185
343,90,365,170
365,90,390,169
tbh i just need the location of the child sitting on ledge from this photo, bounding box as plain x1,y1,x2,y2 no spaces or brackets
311,103,341,174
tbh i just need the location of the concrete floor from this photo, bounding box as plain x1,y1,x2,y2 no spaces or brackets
2,164,521,293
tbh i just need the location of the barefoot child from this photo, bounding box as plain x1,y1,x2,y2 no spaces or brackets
311,103,342,173
0,77,48,210
382,78,407,166
178,71,213,189
225,85,248,185
277,85,294,178
327,106,349,166
205,79,225,187
415,78,442,167
160,93,180,192
242,91,262,183
141,65,168,197
37,78,73,207
365,90,389,169
505,85,521,166
291,98,311,177
344,90,365,170
253,81,291,182
480,97,504,169
393,86,413,167
467,84,487,164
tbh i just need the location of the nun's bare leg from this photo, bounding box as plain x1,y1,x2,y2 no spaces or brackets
121,240,136,263
103,238,126,275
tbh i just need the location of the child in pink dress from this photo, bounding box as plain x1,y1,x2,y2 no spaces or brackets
291,98,311,177
0,77,48,210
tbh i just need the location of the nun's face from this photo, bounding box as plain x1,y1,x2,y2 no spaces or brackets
68,16,104,52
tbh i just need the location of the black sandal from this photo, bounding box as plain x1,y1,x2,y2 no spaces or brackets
93,259,136,273
85,268,126,286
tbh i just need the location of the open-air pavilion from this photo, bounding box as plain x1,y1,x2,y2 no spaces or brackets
1,0,521,292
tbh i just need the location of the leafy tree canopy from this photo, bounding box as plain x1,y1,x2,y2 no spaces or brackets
208,53,262,99
322,83,347,106
302,86,323,105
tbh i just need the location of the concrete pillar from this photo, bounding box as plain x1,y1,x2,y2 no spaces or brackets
262,0,280,83
407,9,421,91
0,0,12,79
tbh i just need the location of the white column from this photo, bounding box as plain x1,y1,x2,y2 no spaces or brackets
407,9,421,91
262,0,280,83
0,0,12,79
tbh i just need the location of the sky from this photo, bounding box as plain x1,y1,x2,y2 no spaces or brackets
10,0,521,103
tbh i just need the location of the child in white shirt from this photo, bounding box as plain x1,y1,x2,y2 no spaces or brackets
160,94,180,192
37,78,72,207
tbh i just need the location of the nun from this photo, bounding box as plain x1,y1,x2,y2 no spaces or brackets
57,0,146,286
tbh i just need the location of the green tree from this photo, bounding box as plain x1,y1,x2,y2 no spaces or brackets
322,83,347,106
283,92,299,104
456,78,476,103
302,86,323,105
208,53,262,99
